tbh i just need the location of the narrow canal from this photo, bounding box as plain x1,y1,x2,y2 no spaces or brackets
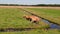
22,8,60,29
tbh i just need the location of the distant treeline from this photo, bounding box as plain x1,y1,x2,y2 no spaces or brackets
0,4,60,7
35,4,60,7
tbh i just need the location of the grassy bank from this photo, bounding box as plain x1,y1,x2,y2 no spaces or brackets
24,8,60,25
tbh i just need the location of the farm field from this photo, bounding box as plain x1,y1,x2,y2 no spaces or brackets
0,6,60,34
0,8,49,29
24,8,60,25
0,8,49,28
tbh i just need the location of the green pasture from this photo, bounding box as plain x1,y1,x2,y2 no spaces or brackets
24,8,60,25
0,8,49,28
0,8,60,34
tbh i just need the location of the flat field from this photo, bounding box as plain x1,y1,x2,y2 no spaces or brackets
0,6,60,34
0,8,49,28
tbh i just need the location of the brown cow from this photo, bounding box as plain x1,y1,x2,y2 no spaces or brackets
23,15,40,24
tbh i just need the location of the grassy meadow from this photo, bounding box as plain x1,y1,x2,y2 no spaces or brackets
0,8,49,28
0,8,60,34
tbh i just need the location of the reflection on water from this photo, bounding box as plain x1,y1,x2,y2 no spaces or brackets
42,19,60,29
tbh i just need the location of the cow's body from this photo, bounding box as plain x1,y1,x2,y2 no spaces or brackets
23,15,40,24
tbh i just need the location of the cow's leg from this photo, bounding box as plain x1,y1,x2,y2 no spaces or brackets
29,18,32,21
31,19,33,23
26,18,32,21
26,18,30,20
31,20,37,24
30,18,39,24
33,21,38,24
33,20,40,24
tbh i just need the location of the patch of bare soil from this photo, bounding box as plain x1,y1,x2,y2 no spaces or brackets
0,6,60,10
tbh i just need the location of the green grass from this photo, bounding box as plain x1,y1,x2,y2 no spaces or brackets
0,8,60,34
0,29,60,34
0,8,30,28
0,8,49,28
24,8,60,25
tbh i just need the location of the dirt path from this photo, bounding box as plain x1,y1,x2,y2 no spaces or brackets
0,6,60,10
